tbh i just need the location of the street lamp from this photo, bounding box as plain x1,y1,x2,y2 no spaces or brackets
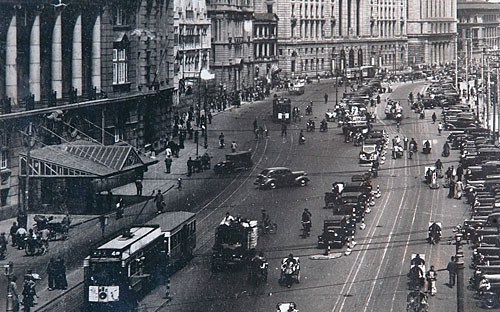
200,69,214,149
332,51,339,105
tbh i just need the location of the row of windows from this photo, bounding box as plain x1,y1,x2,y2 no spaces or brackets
254,25,276,38
430,22,451,34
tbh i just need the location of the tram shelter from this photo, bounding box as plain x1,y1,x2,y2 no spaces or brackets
19,141,157,214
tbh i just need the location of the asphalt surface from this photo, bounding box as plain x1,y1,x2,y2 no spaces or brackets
133,81,475,312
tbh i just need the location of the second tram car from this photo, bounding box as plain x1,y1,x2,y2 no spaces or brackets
273,97,292,123
84,211,196,312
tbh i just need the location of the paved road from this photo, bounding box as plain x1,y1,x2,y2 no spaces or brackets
133,81,473,312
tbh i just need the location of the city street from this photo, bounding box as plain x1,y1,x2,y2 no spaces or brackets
132,80,474,312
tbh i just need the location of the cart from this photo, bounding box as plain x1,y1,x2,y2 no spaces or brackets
279,257,300,287
408,254,426,290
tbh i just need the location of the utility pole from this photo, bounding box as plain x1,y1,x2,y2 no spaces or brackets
24,122,34,216
466,39,469,103
488,61,491,131
455,231,465,312
497,64,500,144
481,49,485,124
455,34,458,92
4,261,14,312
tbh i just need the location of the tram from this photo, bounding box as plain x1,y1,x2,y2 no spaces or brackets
272,97,292,123
83,211,196,312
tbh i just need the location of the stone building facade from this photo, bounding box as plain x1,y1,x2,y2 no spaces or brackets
207,0,254,93
173,0,211,107
407,0,457,66
275,0,408,78
0,0,174,216
252,10,279,85
457,0,500,61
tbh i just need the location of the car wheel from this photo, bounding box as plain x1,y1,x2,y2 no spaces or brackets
269,182,277,189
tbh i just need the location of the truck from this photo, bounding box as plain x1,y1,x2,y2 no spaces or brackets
211,217,258,271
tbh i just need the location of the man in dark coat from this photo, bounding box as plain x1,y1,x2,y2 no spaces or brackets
55,257,67,290
187,157,193,176
47,258,57,291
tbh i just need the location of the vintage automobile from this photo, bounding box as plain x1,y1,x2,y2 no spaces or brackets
214,150,253,174
359,142,379,164
255,167,309,189
276,302,299,312
317,216,355,249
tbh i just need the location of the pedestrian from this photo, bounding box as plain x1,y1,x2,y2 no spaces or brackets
39,228,50,254
99,215,107,238
17,211,27,230
264,125,269,137
454,180,464,199
115,197,124,219
426,265,437,296
207,111,212,124
253,117,258,131
165,146,172,158
154,190,165,214
403,137,408,150
447,256,457,287
219,132,225,148
324,93,328,104
432,112,437,124
9,222,18,247
55,257,67,290
187,157,193,176
281,123,287,137
231,141,237,153
22,274,36,312
135,178,143,196
438,122,443,135
47,258,57,291
9,275,19,312
165,155,172,173
177,178,182,190
456,164,464,182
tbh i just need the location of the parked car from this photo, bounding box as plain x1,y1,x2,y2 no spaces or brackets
255,167,309,189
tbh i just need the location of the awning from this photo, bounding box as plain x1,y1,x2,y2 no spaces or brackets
114,31,128,43
19,140,157,179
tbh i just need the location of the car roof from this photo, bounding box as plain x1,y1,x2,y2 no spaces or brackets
264,167,290,171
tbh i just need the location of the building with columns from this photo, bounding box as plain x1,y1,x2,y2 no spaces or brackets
274,0,408,78
457,0,500,61
173,0,211,107
207,0,254,93
407,0,458,67
0,0,174,215
253,0,279,87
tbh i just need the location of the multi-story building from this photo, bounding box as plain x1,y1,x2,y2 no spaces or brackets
0,0,174,216
407,0,457,66
253,0,279,87
457,0,500,60
207,0,254,93
173,0,211,108
275,0,408,78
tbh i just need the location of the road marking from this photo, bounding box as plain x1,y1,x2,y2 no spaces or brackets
333,149,396,311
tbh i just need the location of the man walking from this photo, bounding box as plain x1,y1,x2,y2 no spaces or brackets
281,123,287,137
447,256,457,287
10,275,19,312
165,155,172,174
135,179,143,196
47,258,57,291
187,157,193,176
231,141,238,153
426,265,437,296
154,190,165,214
324,93,328,104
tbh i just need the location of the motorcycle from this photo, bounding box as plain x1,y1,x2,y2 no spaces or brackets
24,237,45,256
301,220,311,238
306,120,315,132
320,121,328,132
248,258,268,286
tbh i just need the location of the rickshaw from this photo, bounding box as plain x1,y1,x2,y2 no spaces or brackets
422,140,432,154
428,222,442,244
213,150,253,174
279,257,300,288
408,254,426,290
276,302,299,312
406,290,429,312
424,166,439,189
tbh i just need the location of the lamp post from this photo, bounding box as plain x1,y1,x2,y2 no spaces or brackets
332,51,339,105
4,261,14,312
200,69,214,149
455,231,465,312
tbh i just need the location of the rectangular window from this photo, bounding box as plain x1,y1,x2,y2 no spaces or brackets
115,8,127,26
1,151,8,169
113,48,128,85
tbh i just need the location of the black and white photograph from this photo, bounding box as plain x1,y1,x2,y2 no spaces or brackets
0,0,498,311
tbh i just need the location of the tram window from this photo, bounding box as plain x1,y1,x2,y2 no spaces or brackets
130,257,144,276
171,232,179,248
89,262,121,285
